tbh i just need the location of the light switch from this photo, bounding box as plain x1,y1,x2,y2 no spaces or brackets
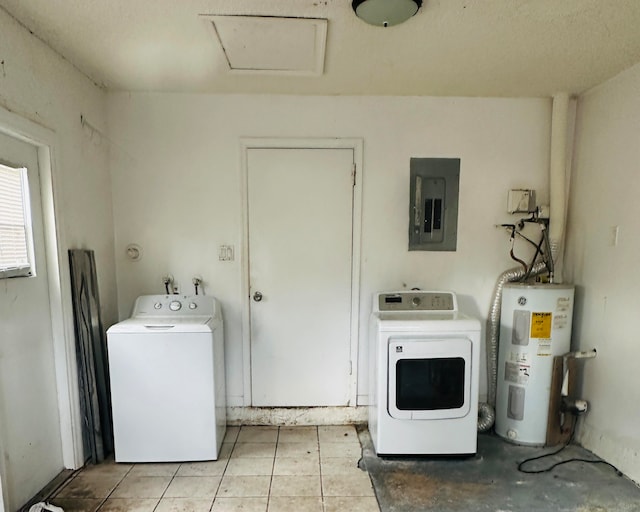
219,245,234,261
610,226,619,247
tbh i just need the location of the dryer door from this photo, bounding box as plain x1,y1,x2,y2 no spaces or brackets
388,337,472,420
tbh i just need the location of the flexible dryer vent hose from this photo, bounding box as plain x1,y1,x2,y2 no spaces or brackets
478,261,548,431
477,402,495,433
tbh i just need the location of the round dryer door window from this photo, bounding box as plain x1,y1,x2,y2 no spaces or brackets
388,337,472,420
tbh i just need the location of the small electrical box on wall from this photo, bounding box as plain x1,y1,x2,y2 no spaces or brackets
408,158,460,251
507,189,536,214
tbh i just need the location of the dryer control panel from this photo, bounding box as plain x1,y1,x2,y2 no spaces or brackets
377,291,456,312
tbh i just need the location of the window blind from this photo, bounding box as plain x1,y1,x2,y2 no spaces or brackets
0,164,32,276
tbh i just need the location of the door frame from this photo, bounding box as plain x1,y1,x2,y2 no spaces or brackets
0,106,81,482
239,138,363,407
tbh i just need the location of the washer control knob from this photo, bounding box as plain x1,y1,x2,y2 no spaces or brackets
169,300,182,311
188,302,197,310
411,296,421,307
154,302,162,310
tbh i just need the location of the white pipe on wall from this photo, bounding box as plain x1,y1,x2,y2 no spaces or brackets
549,92,570,283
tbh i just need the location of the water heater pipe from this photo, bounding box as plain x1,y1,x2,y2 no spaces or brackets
548,93,570,283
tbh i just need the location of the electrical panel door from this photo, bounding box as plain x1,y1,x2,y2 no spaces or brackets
409,158,460,251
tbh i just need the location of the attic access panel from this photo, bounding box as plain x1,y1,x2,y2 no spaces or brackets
409,158,460,252
202,15,327,76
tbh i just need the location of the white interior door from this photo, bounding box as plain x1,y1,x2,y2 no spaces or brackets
248,147,354,406
0,132,63,511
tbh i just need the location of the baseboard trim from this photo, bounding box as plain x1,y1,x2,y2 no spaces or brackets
227,406,367,426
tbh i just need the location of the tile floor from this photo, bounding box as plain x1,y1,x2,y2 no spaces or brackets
49,425,380,512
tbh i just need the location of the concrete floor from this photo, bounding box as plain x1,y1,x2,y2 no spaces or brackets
358,429,640,512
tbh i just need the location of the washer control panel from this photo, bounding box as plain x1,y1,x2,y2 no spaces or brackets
377,291,456,312
132,295,217,317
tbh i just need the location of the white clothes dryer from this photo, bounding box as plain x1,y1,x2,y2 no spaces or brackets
107,295,226,462
369,291,481,456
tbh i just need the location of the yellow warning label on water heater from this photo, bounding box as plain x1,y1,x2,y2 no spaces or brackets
530,312,552,339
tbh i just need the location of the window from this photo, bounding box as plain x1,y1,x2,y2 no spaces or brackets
395,357,466,410
0,163,35,278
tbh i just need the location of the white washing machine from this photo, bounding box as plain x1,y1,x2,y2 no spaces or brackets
107,294,226,462
369,291,481,456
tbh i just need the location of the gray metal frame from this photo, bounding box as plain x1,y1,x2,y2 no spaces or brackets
68,249,113,463
408,157,460,251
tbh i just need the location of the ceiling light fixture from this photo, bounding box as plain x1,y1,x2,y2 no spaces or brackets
352,0,422,27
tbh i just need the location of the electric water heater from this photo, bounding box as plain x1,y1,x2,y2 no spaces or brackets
495,283,574,445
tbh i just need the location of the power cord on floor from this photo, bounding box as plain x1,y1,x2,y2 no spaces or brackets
517,420,624,476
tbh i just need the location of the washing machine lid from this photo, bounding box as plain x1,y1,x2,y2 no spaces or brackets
107,316,214,334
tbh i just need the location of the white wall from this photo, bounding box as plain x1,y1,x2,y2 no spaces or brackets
107,93,552,407
0,10,117,329
565,62,640,482
0,5,115,507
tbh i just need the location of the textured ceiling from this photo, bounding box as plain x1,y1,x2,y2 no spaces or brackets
2,0,640,97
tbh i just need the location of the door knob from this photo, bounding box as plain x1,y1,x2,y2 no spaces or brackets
253,291,263,302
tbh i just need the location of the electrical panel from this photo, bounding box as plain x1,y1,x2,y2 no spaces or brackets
409,158,460,251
